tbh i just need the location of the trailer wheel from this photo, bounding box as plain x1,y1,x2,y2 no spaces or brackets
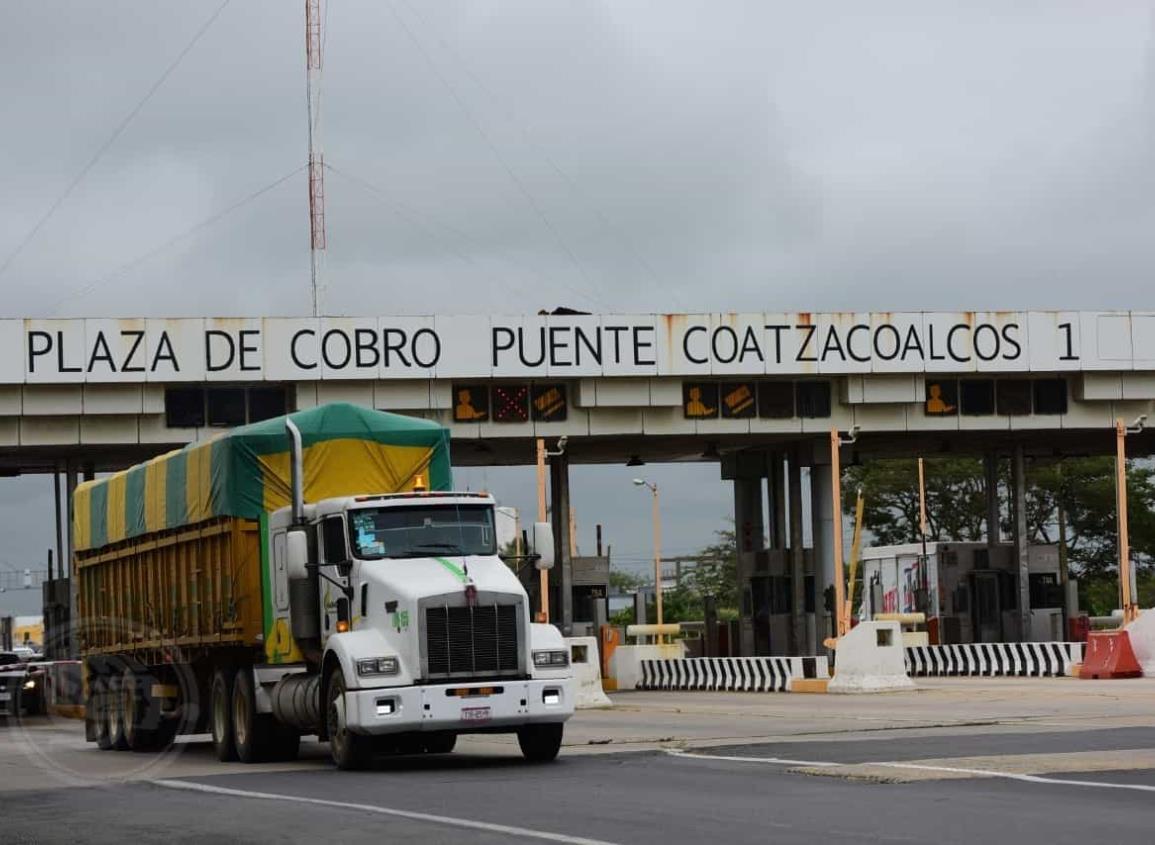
517,723,563,763
326,670,371,770
104,674,129,751
210,667,237,762
123,668,170,752
90,677,113,751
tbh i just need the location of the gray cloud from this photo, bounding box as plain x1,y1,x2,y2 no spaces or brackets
2,1,1155,575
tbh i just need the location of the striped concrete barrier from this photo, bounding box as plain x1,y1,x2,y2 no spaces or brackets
638,656,828,692
904,642,1085,678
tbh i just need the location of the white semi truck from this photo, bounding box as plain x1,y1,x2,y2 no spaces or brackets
77,403,573,769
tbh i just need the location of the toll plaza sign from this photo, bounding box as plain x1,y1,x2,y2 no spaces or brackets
1,312,1153,384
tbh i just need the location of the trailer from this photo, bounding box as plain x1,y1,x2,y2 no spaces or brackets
76,402,572,768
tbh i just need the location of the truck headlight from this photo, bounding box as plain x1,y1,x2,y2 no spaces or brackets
533,649,569,668
23,679,36,690
356,656,400,677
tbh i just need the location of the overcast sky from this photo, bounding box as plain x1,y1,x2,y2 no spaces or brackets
3,2,1155,602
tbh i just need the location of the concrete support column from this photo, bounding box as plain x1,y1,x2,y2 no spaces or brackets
733,472,765,657
810,440,836,646
549,453,573,635
769,452,787,551
788,449,810,655
1012,444,1031,641
984,452,1000,547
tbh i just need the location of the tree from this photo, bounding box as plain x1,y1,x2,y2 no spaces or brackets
844,455,1155,615
843,457,989,544
681,528,738,608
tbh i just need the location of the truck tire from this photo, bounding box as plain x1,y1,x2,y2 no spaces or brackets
210,667,237,762
326,670,372,770
231,669,302,764
122,668,155,751
90,678,113,751
517,723,563,763
424,733,457,754
104,674,129,751
123,668,171,752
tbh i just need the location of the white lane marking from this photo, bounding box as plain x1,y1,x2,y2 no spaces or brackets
666,749,1155,793
150,779,623,845
664,748,840,767
871,762,1155,793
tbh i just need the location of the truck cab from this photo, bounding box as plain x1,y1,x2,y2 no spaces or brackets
264,490,574,768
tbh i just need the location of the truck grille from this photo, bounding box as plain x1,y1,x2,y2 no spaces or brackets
425,603,520,678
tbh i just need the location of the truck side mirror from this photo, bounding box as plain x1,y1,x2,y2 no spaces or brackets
532,522,555,570
286,528,310,580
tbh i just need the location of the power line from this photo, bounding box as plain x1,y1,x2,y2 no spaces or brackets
394,0,683,309
48,165,304,312
325,163,543,303
0,0,233,282
384,1,606,311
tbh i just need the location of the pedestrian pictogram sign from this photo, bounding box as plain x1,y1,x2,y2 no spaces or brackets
683,382,719,419
453,384,489,422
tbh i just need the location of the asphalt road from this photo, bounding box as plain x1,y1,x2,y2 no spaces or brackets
6,727,1155,845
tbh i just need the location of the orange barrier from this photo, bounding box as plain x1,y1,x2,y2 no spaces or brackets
1080,630,1142,679
600,625,621,692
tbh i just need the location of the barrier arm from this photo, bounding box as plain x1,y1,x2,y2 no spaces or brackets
842,489,865,634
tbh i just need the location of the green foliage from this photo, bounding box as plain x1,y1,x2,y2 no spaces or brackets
606,528,739,625
843,457,987,544
609,569,644,593
680,528,738,608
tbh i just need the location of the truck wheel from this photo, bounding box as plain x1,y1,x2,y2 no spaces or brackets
210,667,237,762
517,723,563,763
424,733,457,754
231,669,302,764
326,671,371,770
90,678,113,751
104,674,129,751
231,669,261,763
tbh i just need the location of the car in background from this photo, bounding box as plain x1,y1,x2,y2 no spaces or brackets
0,651,47,718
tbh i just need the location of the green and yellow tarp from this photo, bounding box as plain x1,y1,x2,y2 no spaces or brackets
73,403,452,552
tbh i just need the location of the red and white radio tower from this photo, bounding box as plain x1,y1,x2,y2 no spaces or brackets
305,0,325,317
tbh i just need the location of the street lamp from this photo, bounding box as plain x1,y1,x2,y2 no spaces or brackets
632,478,663,630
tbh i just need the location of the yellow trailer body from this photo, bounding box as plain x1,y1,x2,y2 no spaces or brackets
76,517,263,662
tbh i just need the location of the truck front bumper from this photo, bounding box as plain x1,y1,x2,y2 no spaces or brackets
344,678,573,735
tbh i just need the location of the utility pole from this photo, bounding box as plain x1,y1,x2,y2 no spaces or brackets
305,0,326,316
536,438,549,622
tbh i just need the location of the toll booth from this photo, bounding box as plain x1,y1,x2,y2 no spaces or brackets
570,555,610,637
857,542,1071,644
741,548,816,655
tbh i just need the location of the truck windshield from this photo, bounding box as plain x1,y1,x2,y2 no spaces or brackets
349,504,496,560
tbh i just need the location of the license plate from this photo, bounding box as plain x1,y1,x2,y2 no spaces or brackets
461,706,491,724
0,692,10,702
